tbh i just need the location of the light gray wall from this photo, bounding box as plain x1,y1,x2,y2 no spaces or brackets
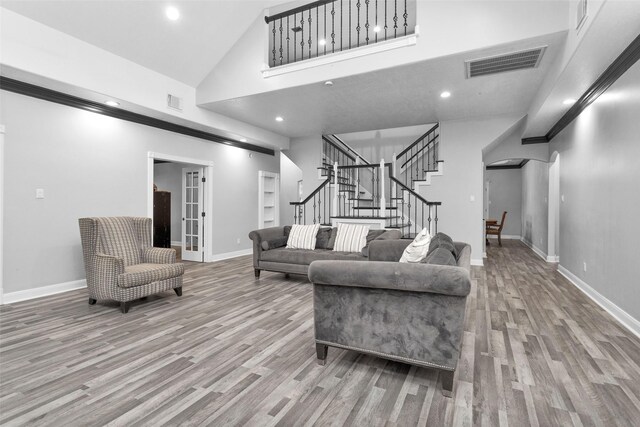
486,168,522,237
521,160,549,253
548,59,640,321
282,135,323,200
279,152,302,225
482,115,549,164
153,162,188,243
1,92,279,293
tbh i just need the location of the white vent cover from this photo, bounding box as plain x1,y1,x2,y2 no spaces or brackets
465,46,547,78
167,94,183,111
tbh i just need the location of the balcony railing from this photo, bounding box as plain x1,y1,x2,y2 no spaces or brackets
265,0,416,68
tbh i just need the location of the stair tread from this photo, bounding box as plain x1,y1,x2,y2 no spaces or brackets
352,206,398,210
349,198,374,201
330,215,401,220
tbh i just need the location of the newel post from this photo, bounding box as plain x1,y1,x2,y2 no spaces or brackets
379,159,386,218
391,152,397,200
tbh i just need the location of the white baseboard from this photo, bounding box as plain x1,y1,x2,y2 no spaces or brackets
171,241,181,247
546,255,559,263
2,279,87,305
471,258,484,267
520,238,548,262
206,248,252,263
487,235,521,240
557,265,640,339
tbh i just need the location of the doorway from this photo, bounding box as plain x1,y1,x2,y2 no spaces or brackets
547,152,560,262
147,152,214,263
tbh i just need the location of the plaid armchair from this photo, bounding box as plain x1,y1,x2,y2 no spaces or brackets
79,217,184,313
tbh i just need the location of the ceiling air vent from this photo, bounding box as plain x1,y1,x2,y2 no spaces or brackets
167,94,183,111
465,46,547,78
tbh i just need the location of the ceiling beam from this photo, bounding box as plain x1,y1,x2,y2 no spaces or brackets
522,32,640,145
0,77,275,156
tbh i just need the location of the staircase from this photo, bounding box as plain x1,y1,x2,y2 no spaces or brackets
292,125,443,238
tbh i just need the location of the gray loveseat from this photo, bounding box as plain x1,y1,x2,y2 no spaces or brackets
248,226,401,278
308,237,471,396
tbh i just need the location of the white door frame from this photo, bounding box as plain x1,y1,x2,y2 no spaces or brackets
147,152,214,262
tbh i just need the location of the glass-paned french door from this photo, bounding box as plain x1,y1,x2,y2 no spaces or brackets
182,167,204,262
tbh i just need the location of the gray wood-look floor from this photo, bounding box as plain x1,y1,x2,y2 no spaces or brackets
2,240,640,426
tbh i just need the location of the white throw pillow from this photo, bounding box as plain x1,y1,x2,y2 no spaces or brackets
399,228,432,263
286,224,320,250
333,223,370,252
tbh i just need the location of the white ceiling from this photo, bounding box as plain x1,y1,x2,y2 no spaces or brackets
201,32,566,137
1,0,282,86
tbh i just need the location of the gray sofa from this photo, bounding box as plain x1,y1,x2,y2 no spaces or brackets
308,238,471,397
248,226,402,278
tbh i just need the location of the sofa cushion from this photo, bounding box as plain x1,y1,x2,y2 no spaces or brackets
261,236,288,251
118,263,184,288
334,223,370,252
315,227,334,249
428,232,458,259
287,224,320,250
423,247,457,266
261,248,367,265
361,229,386,257
400,228,431,263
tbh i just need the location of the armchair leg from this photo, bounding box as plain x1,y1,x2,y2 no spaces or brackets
120,302,130,314
316,343,328,366
88,298,97,305
254,269,261,278
498,234,502,246
174,287,182,296
440,370,455,397
284,273,290,279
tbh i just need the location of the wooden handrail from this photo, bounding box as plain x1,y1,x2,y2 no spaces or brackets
328,135,371,165
390,176,441,206
290,176,332,205
322,136,356,162
397,123,439,158
400,133,438,170
265,0,336,23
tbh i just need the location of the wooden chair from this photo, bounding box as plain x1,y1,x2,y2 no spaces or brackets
486,211,507,246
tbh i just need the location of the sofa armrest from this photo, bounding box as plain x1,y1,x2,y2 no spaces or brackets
142,247,176,264
368,239,411,261
308,260,471,296
248,226,288,268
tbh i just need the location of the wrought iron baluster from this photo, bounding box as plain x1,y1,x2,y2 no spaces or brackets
428,204,432,233
293,14,297,62
331,2,335,53
272,21,276,67
435,205,438,233
349,0,352,48
375,0,378,43
365,0,370,45
403,0,408,36
300,11,305,60
313,195,317,224
287,16,290,64
317,6,319,57
393,0,398,38
308,11,312,58
279,19,283,65
356,1,361,47
384,0,388,40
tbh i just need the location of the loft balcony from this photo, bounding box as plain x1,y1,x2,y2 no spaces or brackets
264,0,417,75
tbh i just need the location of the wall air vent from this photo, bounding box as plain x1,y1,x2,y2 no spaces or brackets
167,94,183,111
465,46,547,78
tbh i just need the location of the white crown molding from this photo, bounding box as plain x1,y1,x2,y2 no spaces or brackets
557,265,640,339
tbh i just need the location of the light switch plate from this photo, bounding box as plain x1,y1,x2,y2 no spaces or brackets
36,188,45,199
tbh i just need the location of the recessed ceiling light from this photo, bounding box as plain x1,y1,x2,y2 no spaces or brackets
440,91,451,98
275,116,284,122
319,39,326,46
239,138,247,142
563,98,576,105
165,6,180,21
105,100,120,107
324,81,333,86
374,26,381,33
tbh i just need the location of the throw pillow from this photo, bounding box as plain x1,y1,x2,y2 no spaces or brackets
286,224,320,250
315,227,333,249
261,236,288,251
326,227,338,249
399,228,432,263
333,223,370,252
361,229,386,257
422,247,457,266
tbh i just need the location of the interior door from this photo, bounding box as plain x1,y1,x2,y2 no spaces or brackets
182,167,204,262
